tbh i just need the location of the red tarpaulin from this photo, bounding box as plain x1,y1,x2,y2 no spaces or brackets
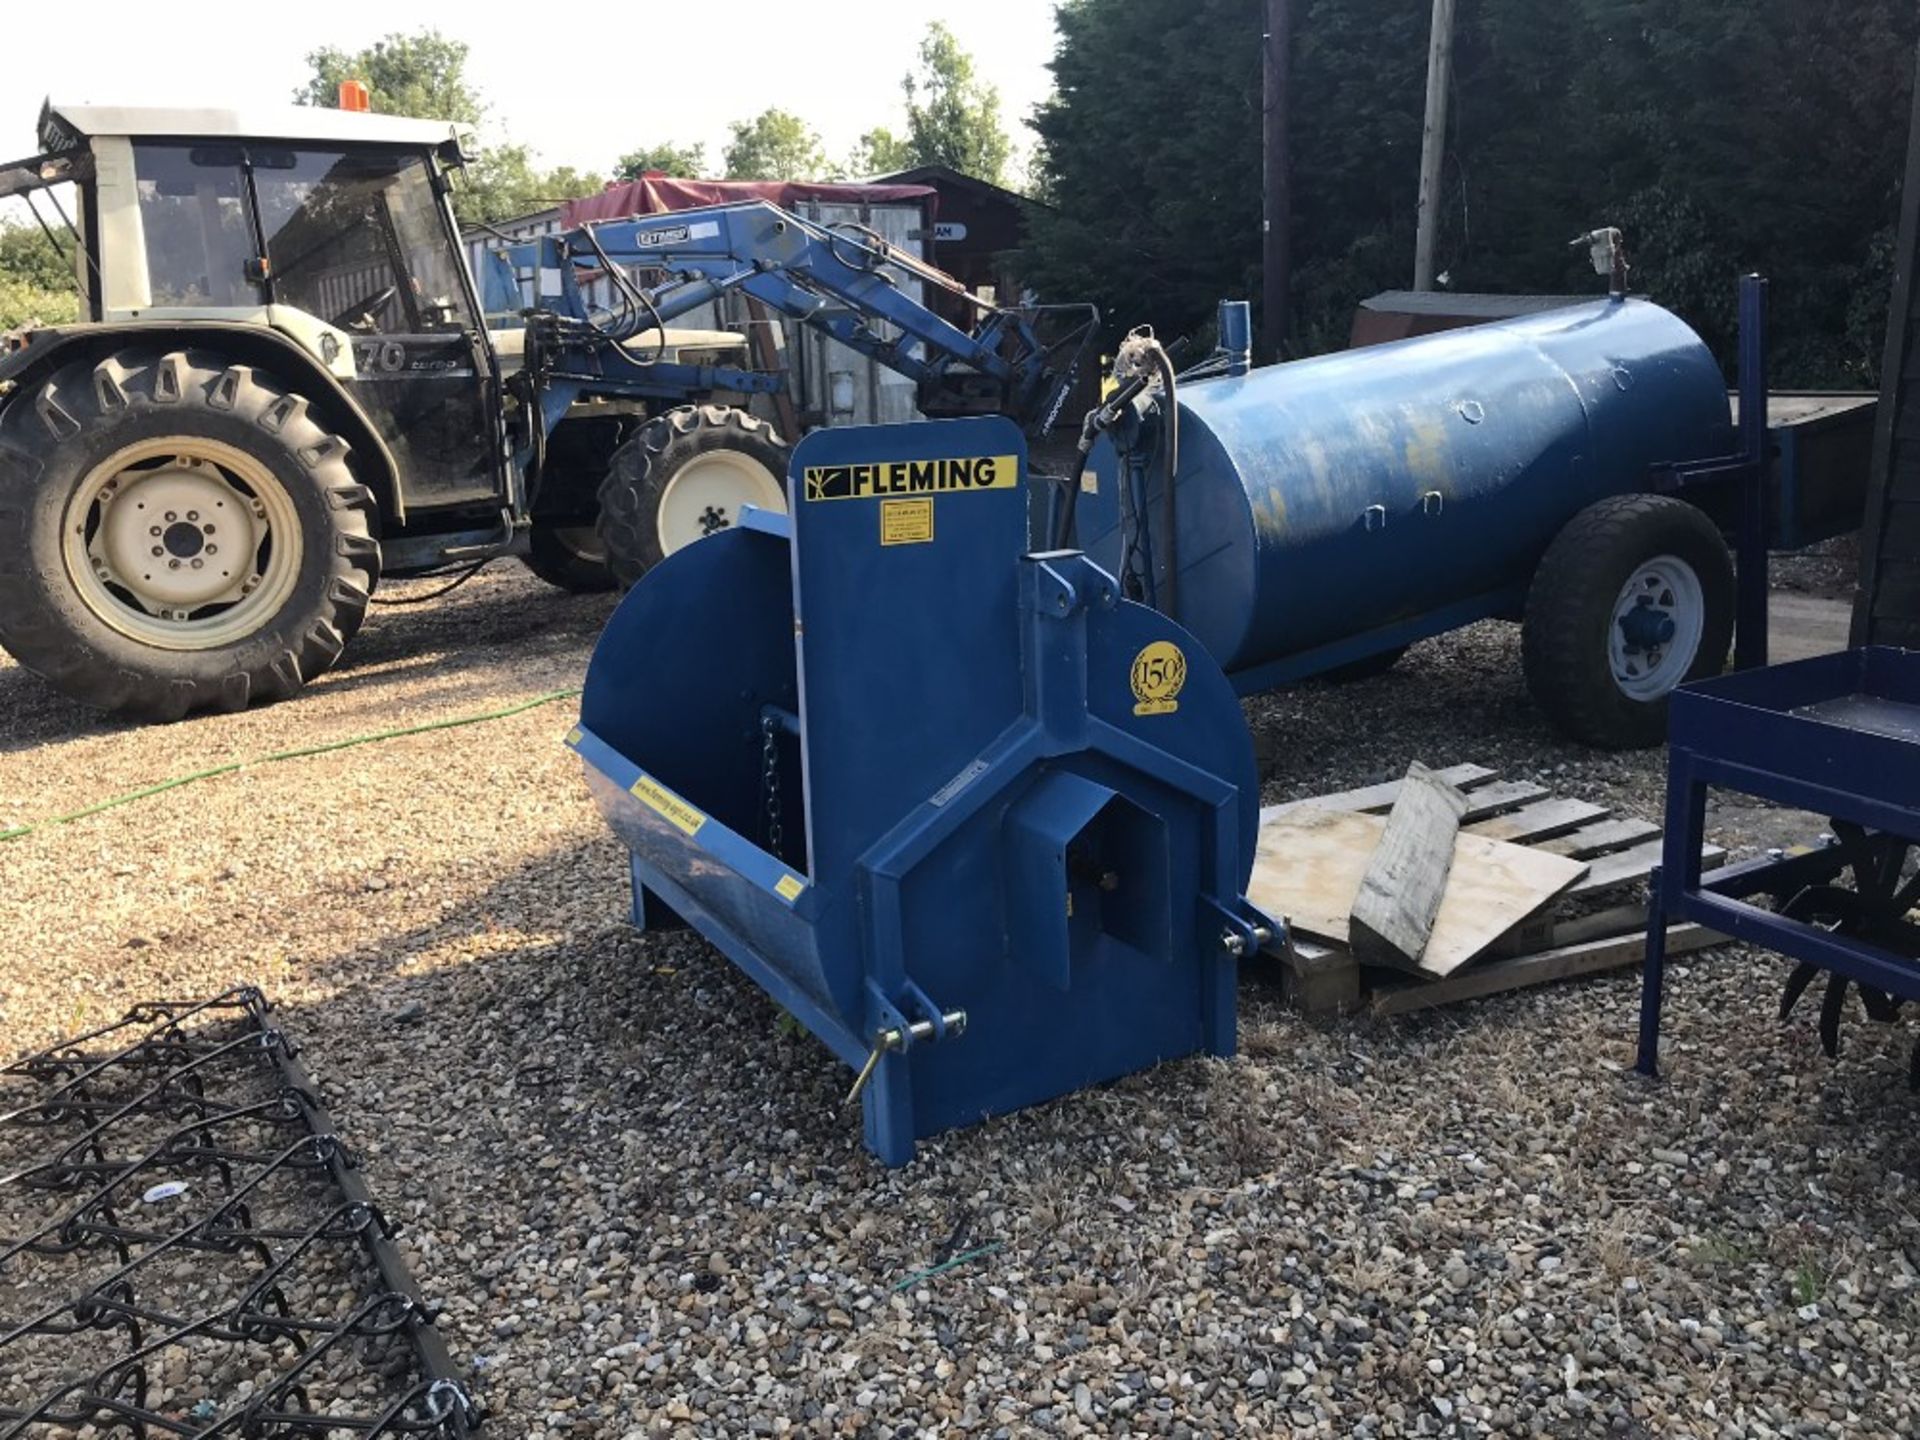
562,177,939,228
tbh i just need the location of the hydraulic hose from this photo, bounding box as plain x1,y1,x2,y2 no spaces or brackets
1054,370,1153,550
0,689,579,843
1150,344,1179,621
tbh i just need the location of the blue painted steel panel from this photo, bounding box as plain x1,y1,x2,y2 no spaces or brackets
574,417,1270,1163
1080,297,1734,674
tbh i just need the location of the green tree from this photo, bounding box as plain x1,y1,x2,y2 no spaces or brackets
296,30,482,123
1025,0,1918,384
0,222,80,332
723,109,828,181
846,126,913,178
1024,0,1270,350
614,142,708,180
0,222,78,293
455,146,603,222
296,28,601,223
900,22,1012,184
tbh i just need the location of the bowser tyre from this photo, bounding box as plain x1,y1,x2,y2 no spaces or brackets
595,404,789,588
0,348,379,722
1522,493,1733,750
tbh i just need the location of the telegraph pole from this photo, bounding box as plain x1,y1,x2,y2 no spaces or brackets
1261,0,1292,361
1413,0,1456,291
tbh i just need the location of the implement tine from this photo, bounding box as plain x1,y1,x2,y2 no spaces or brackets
1780,962,1821,1021
1818,974,1850,1058
1861,987,1902,1023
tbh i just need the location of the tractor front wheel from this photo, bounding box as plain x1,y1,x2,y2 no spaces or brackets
0,349,380,721
525,520,617,593
522,415,624,593
595,405,789,587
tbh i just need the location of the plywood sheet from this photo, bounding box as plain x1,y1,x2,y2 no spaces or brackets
1249,806,1589,978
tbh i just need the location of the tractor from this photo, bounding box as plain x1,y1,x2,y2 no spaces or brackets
0,100,1086,720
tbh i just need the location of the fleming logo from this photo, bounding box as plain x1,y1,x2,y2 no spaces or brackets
1130,641,1187,717
804,455,1017,501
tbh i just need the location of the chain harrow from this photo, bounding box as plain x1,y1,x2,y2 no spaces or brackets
0,988,480,1438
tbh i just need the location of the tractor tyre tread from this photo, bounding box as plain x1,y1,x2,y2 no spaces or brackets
0,347,379,721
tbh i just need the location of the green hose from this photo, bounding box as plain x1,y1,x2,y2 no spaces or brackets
0,687,581,844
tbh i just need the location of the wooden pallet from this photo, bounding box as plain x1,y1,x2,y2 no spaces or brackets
1257,765,1728,1017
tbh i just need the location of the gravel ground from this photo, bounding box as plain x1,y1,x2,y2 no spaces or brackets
3,561,1917,1439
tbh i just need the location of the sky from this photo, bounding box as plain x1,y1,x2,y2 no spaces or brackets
5,1,1063,178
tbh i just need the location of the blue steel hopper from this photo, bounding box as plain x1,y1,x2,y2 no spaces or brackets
570,417,1274,1165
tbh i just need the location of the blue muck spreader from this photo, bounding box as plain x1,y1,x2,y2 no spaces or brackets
570,418,1274,1164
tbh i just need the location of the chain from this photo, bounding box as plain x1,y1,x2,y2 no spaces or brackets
761,713,784,859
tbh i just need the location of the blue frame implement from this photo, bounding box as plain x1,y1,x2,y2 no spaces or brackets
1637,646,1920,1079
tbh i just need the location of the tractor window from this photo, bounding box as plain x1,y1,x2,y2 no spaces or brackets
131,145,264,309
252,149,473,335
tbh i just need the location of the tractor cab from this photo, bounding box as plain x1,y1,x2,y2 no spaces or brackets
10,101,508,513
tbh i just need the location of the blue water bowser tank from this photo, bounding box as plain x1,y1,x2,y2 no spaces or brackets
570,417,1275,1165
1079,298,1735,678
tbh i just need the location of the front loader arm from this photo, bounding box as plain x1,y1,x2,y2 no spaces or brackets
498,200,1092,430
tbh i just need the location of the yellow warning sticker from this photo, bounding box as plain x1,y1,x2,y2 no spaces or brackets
879,497,935,546
774,873,806,902
804,454,1017,502
1130,640,1188,716
629,774,706,835
564,726,583,748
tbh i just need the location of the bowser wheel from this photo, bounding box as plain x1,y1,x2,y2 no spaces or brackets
0,348,379,721
1522,494,1733,749
595,405,789,587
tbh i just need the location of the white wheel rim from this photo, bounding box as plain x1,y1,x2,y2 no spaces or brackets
552,525,606,565
60,437,303,651
1609,554,1705,701
655,450,786,555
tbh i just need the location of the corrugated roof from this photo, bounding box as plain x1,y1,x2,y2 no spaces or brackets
563,177,937,228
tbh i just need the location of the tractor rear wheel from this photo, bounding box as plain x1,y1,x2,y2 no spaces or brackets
0,349,379,721
595,405,789,587
1521,493,1733,749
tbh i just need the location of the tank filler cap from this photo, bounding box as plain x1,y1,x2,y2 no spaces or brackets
1570,226,1629,299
